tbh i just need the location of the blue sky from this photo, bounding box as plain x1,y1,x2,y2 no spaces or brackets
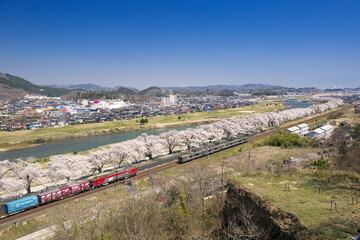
0,0,359,89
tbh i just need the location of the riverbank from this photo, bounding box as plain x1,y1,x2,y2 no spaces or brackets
0,103,283,152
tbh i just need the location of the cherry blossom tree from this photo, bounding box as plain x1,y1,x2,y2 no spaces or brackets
0,177,23,195
124,140,145,163
9,159,44,194
180,128,203,150
160,130,181,154
0,160,14,180
0,160,13,193
137,133,165,160
50,154,90,182
109,143,132,168
88,149,113,174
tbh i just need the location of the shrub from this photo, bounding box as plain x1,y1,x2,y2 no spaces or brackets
261,131,316,148
310,159,330,170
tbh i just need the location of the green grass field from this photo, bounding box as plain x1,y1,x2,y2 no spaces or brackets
232,171,360,239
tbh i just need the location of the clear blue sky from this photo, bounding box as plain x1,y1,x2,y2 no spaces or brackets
0,0,359,89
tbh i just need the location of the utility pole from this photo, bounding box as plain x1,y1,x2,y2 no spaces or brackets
248,149,251,172
150,174,154,188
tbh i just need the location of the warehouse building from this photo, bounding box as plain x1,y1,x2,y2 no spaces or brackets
320,124,334,136
286,126,300,135
297,123,309,136
285,123,309,136
309,124,334,139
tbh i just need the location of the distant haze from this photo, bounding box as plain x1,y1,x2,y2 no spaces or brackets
0,1,359,89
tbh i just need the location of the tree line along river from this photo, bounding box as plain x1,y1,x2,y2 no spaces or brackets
0,125,199,162
0,99,311,162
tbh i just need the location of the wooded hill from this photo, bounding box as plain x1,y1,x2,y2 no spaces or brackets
0,72,70,98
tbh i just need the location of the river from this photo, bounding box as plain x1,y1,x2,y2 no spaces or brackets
0,125,199,161
284,98,312,109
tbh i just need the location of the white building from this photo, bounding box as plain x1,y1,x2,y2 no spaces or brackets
309,124,334,139
309,128,325,139
169,95,177,105
161,95,177,106
297,123,309,136
286,123,309,136
320,125,334,136
24,94,61,100
91,100,128,109
286,126,301,135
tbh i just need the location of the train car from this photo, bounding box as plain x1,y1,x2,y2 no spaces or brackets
78,181,90,192
89,168,138,189
178,136,248,164
38,181,90,204
68,183,81,194
38,188,63,204
4,195,39,214
60,186,72,197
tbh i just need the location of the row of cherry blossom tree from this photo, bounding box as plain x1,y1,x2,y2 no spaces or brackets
0,98,343,196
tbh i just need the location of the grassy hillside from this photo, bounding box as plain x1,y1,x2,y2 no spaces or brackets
0,73,70,97
233,171,360,239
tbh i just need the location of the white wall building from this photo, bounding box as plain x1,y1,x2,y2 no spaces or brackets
297,123,309,136
286,123,309,136
309,124,334,139
161,94,177,106
286,126,301,135
91,100,128,109
320,124,334,136
309,128,325,139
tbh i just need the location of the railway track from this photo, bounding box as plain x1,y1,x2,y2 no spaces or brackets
0,106,349,227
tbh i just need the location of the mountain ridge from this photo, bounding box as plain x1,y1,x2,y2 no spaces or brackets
163,84,284,91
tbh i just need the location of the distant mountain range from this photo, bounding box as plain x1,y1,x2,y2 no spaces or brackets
1,71,357,100
45,83,284,92
163,84,283,91
44,83,112,92
44,83,139,92
48,83,284,92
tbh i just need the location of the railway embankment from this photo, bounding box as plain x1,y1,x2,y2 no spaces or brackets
221,180,308,239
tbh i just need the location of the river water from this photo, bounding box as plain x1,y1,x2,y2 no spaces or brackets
0,125,198,161
283,98,312,109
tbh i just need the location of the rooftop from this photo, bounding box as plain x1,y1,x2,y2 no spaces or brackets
288,126,300,132
297,123,309,128
320,125,334,131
